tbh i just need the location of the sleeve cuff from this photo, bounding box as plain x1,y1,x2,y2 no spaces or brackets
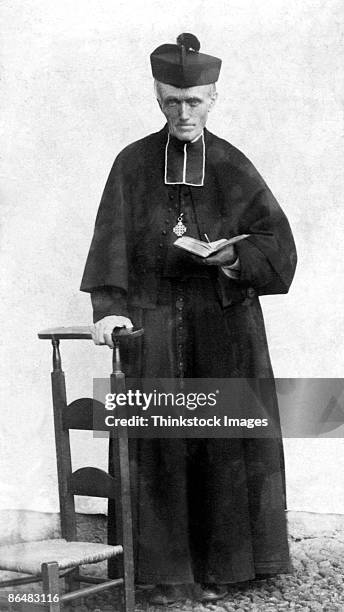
91,286,129,323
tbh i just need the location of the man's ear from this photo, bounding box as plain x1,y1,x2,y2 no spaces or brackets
209,91,218,111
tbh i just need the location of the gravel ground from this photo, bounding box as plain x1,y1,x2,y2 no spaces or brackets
1,512,344,611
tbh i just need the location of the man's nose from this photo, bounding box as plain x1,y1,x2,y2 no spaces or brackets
178,102,190,120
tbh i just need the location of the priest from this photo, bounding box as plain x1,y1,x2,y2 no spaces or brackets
80,33,297,604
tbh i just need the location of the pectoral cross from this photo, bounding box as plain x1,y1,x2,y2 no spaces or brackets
173,213,187,236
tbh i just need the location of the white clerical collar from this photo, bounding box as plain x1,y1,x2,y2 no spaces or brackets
190,132,203,143
164,131,205,187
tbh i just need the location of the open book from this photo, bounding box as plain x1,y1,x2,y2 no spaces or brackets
173,234,250,258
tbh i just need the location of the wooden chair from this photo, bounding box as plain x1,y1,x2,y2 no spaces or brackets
0,325,143,611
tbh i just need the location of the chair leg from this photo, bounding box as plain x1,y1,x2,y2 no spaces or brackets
41,562,60,612
110,435,135,612
118,435,135,612
64,566,80,592
122,549,135,612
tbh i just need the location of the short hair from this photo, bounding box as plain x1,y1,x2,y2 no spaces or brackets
154,79,216,102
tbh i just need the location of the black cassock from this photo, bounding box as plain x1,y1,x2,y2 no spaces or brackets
80,126,297,584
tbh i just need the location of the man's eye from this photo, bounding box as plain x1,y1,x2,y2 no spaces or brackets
189,101,200,107
165,100,177,108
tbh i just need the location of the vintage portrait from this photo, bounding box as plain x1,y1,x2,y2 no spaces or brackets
1,1,343,610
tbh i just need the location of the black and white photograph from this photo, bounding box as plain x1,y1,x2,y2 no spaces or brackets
1,1,343,611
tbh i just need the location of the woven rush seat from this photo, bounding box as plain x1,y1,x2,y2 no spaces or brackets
0,539,123,575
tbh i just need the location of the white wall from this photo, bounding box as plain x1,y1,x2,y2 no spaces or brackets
1,0,343,519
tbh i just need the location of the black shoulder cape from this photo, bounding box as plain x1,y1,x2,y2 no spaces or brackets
80,126,297,308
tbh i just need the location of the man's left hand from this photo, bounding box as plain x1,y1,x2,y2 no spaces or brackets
204,244,236,266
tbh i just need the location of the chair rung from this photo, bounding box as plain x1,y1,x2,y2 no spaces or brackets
0,576,42,588
60,578,124,602
78,574,109,584
70,467,116,499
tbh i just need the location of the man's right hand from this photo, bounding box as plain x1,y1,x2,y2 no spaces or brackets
91,315,133,348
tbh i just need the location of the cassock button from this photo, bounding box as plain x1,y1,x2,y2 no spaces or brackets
169,194,174,200
247,287,256,298
161,230,167,235
159,243,164,248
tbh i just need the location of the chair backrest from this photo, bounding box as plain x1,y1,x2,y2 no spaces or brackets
38,326,143,544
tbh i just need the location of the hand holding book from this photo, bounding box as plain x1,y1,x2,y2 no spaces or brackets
173,233,249,266
205,243,236,266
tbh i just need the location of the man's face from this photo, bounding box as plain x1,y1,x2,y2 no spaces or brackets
156,82,217,142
